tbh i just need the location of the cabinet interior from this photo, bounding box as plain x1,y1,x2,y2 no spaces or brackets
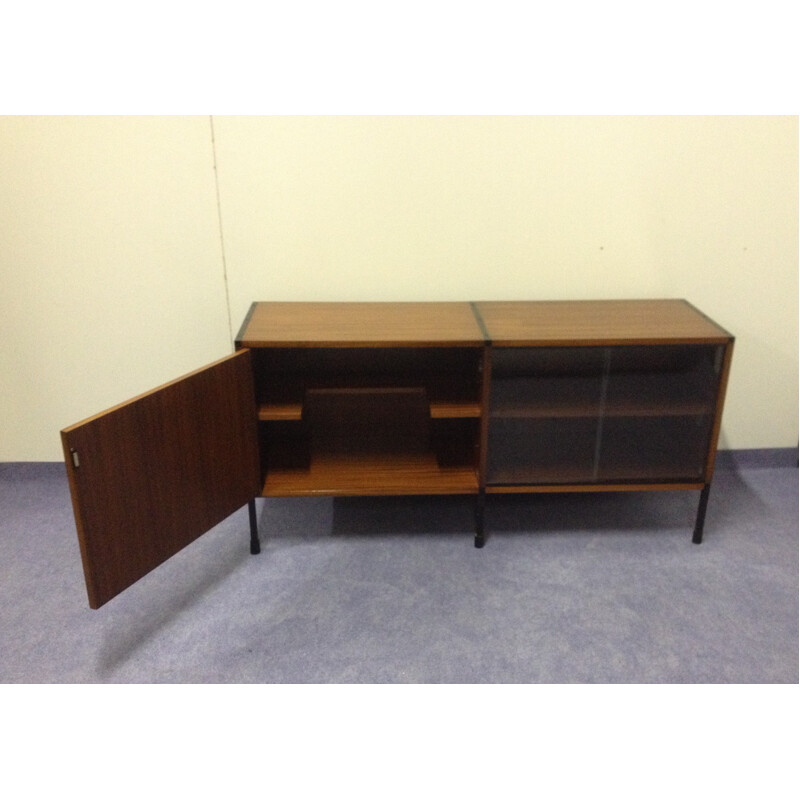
251,347,483,496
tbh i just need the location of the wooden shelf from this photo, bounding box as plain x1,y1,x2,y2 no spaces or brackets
260,382,480,496
490,377,599,419
259,399,481,421
491,401,713,420
487,462,705,486
263,453,479,496
603,400,713,419
429,400,482,418
605,373,715,417
258,403,303,421
258,381,482,422
486,481,706,494
490,375,714,420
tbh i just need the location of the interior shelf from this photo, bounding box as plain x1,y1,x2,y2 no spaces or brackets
490,377,600,419
258,402,303,421
490,374,715,420
258,394,481,421
488,455,706,486
490,400,713,420
262,453,479,496
603,372,715,418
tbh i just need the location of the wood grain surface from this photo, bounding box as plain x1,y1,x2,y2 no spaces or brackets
474,299,732,346
61,351,259,608
236,302,486,347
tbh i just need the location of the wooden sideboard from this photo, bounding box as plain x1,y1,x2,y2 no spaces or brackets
61,300,733,608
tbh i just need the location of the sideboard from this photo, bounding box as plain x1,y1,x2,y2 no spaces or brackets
61,300,734,608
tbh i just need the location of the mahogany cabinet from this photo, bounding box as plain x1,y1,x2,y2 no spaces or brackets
61,300,733,608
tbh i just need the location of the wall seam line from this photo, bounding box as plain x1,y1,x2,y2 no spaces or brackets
210,115,234,347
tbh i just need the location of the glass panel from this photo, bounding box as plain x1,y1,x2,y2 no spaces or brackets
487,417,598,484
603,345,719,418
596,345,720,482
488,348,604,484
486,345,721,487
598,416,710,482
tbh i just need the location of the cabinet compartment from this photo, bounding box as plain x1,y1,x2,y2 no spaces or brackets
255,347,482,496
252,347,482,421
490,347,605,419
487,417,598,485
604,346,719,417
486,344,722,487
598,415,711,481
597,346,719,482
488,348,602,485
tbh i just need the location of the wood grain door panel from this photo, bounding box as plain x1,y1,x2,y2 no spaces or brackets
61,351,259,609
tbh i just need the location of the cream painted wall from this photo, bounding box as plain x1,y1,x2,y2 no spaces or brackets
0,116,232,460
1,116,797,460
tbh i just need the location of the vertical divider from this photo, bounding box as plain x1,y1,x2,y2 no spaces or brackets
592,347,611,481
477,344,493,490
469,301,493,493
471,301,493,545
703,341,735,482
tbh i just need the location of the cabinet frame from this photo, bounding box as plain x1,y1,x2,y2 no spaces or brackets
473,301,734,547
61,300,734,608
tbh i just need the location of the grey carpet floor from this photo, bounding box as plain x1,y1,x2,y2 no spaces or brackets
0,462,796,683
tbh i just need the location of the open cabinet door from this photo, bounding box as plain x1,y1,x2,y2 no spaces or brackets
61,350,260,609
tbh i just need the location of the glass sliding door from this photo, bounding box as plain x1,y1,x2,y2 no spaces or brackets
487,347,605,485
487,345,723,487
597,345,721,482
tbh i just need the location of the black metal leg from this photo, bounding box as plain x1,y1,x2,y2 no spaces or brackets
474,491,486,548
693,483,711,544
248,498,261,554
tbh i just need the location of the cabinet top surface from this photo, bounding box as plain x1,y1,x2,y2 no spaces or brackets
236,300,732,348
237,302,486,347
474,299,732,345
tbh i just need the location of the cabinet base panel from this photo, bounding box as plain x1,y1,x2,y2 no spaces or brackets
486,482,705,494
262,455,479,497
